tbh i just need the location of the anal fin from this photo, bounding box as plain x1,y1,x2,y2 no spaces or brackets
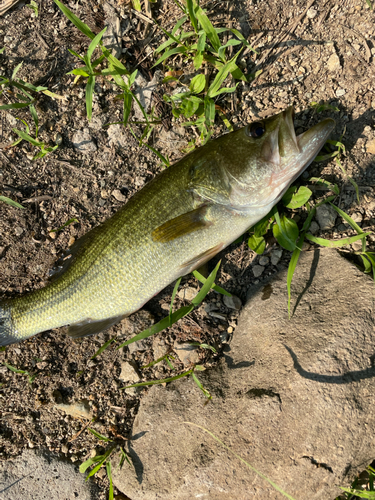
67,314,126,339
152,205,212,243
179,242,225,275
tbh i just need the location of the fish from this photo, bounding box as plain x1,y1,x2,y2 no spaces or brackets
0,106,335,347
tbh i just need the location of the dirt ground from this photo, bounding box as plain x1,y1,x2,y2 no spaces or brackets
0,0,374,498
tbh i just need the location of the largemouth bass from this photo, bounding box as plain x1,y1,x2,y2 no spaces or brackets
0,107,334,346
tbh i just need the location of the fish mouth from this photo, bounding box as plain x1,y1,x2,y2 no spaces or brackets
264,106,335,202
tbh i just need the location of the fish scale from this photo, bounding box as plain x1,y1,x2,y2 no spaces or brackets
0,107,335,346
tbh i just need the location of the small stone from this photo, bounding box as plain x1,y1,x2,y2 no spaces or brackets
174,342,200,367
112,189,126,202
119,361,140,383
366,138,375,154
152,338,168,361
309,221,320,235
336,88,346,97
270,248,283,266
54,132,63,145
252,265,265,278
306,6,317,18
316,205,337,230
61,444,69,454
352,240,363,251
259,256,269,266
223,294,242,311
107,124,128,149
72,128,97,153
55,400,91,419
177,287,197,302
14,226,24,236
327,53,341,72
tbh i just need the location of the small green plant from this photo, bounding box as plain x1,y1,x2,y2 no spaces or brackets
123,363,212,400
247,176,371,316
49,218,79,233
154,0,256,143
311,101,339,113
26,0,38,16
80,428,131,500
2,361,38,385
0,196,25,209
0,61,62,109
338,464,375,499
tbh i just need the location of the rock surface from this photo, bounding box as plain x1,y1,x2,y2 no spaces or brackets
0,448,99,500
113,249,375,500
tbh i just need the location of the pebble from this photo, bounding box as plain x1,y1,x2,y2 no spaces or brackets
112,189,126,202
366,138,375,154
352,240,363,251
177,287,197,302
309,221,320,235
61,444,69,454
270,248,283,266
174,342,200,366
306,7,317,18
55,400,91,420
315,205,337,230
327,53,341,72
252,265,265,278
72,128,97,153
152,338,168,361
336,88,346,97
223,294,242,311
107,124,128,149
119,361,140,383
259,256,269,266
14,226,24,236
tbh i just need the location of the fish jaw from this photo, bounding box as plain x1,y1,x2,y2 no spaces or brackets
225,108,335,211
265,116,336,206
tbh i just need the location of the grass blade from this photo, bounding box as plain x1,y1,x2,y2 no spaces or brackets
54,0,95,40
87,27,107,63
91,338,116,360
195,6,221,52
85,75,95,121
0,102,33,110
0,196,25,209
169,277,182,322
87,428,112,442
122,369,193,389
192,269,231,296
305,232,370,248
106,461,114,500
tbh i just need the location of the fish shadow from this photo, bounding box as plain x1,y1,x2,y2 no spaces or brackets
285,344,375,384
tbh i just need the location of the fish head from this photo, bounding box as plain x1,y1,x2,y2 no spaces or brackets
221,106,335,213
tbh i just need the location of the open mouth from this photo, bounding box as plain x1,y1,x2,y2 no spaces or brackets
264,107,336,203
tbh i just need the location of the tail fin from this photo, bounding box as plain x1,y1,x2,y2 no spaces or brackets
0,301,19,347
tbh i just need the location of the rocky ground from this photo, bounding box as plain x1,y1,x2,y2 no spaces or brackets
0,0,374,499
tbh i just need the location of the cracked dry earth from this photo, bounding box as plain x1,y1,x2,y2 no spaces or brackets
0,0,375,499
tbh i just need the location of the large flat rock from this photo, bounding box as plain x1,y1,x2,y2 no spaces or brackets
113,249,375,500
0,448,99,500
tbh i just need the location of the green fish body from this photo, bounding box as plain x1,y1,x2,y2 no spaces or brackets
0,107,335,346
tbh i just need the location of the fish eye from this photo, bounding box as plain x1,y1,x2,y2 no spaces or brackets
247,122,266,138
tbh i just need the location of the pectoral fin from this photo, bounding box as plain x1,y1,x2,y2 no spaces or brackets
67,314,126,339
151,205,212,243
